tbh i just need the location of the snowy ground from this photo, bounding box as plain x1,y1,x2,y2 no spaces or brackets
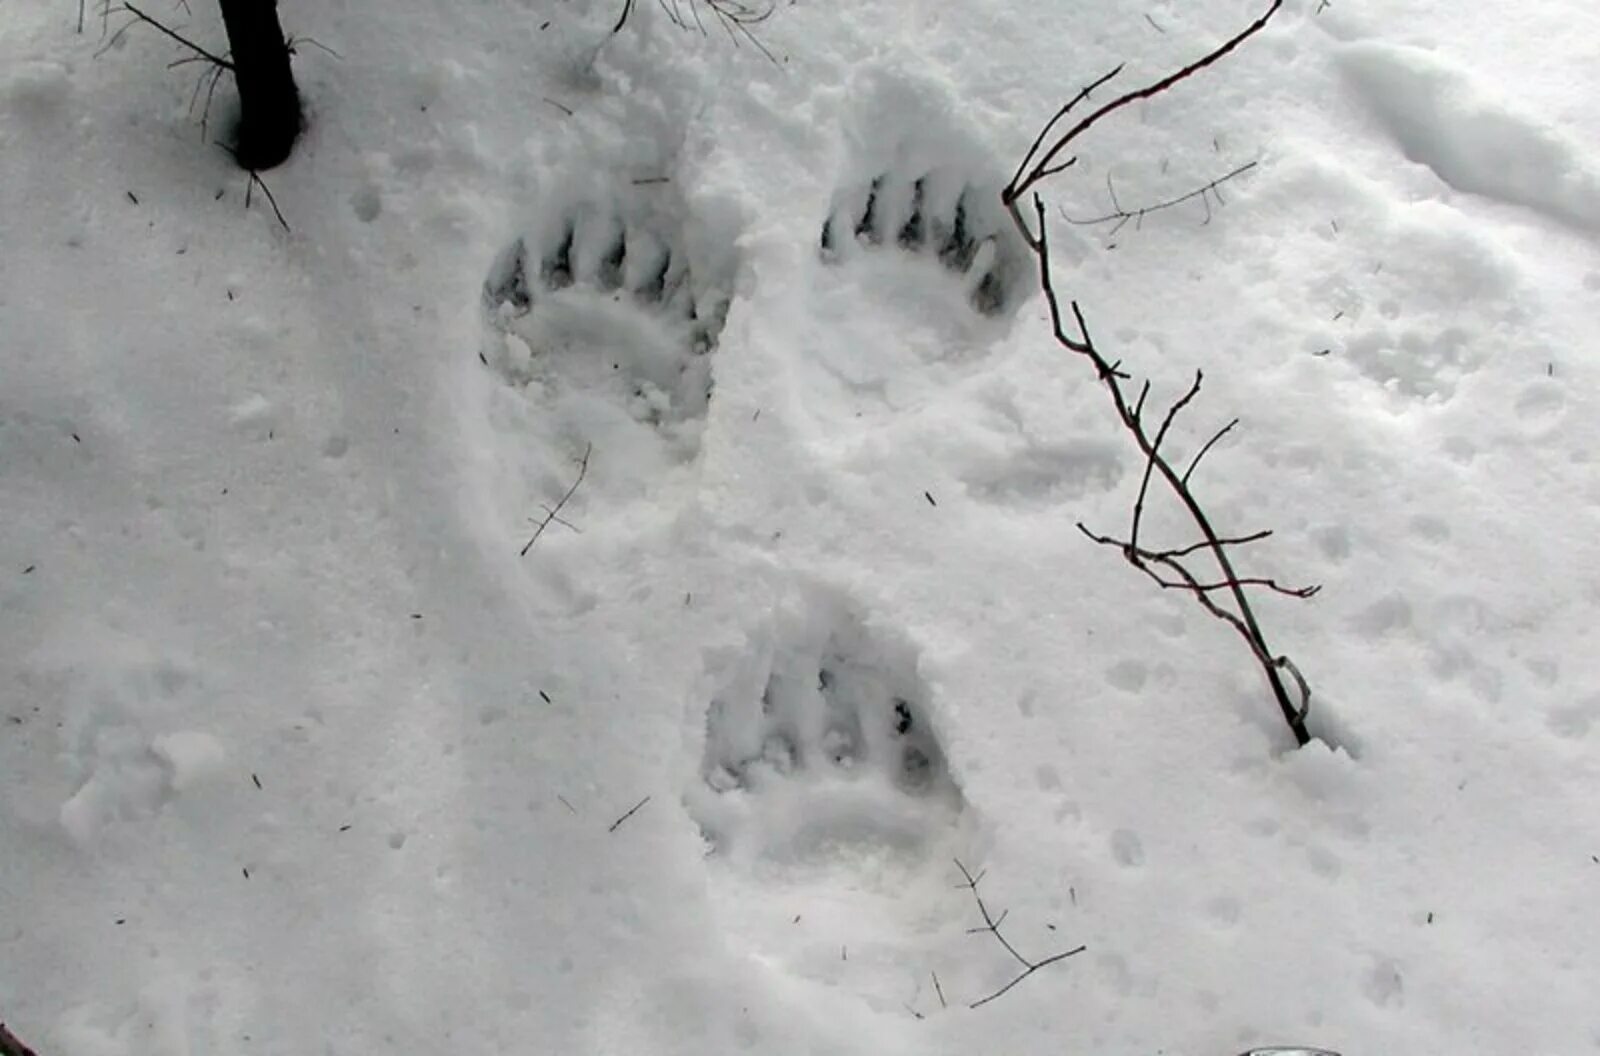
3,1,1599,1053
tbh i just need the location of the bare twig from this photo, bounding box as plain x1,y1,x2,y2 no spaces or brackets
954,860,1086,1009
1183,416,1240,485
996,1,1318,748
1078,524,1320,598
1063,161,1258,235
186,60,228,140
97,1,234,144
521,444,592,556
244,171,290,232
1005,0,1282,212
285,35,342,60
1027,192,1316,745
608,795,651,833
104,3,233,68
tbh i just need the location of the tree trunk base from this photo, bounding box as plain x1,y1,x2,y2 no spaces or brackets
217,0,302,171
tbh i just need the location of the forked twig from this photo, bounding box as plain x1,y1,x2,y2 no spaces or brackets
1005,0,1283,218
96,2,234,142
997,2,1317,747
1028,194,1316,745
954,860,1086,1009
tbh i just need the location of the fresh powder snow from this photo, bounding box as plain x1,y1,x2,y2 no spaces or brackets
2,1,1598,1054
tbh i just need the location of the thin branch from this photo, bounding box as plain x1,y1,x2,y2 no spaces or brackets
1021,190,1315,746
245,171,290,232
1152,529,1273,560
112,3,233,69
1079,525,1319,599
1008,63,1125,201
954,860,1086,1009
1063,161,1258,234
286,35,343,60
612,0,635,33
1182,416,1240,485
1129,370,1204,553
971,945,1090,1009
1001,1,1314,747
521,444,592,556
1006,1,1282,204
642,0,778,63
608,795,650,833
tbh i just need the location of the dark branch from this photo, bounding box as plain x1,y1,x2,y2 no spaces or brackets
1001,2,1315,747
1183,416,1240,485
286,35,343,60
1008,63,1125,198
971,945,1090,1009
1153,529,1273,560
1078,524,1320,599
113,3,233,69
1007,0,1282,203
1018,194,1314,744
245,171,290,232
1129,370,1204,553
607,795,650,833
612,0,635,33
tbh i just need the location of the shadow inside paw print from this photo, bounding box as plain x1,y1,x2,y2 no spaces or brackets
481,204,729,428
819,170,1021,316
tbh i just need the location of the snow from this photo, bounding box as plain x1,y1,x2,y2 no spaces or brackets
3,1,1599,1054
1337,40,1600,231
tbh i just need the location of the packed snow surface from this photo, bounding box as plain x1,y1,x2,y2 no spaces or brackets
3,1,1599,1054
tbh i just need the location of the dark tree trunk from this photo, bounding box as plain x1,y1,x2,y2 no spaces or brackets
216,0,301,170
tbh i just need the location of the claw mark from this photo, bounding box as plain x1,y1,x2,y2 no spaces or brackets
598,230,626,291
937,190,977,273
542,224,575,289
897,178,927,250
855,175,885,244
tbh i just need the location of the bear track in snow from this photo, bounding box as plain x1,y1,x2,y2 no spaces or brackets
482,201,730,431
820,170,1023,317
690,601,966,868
